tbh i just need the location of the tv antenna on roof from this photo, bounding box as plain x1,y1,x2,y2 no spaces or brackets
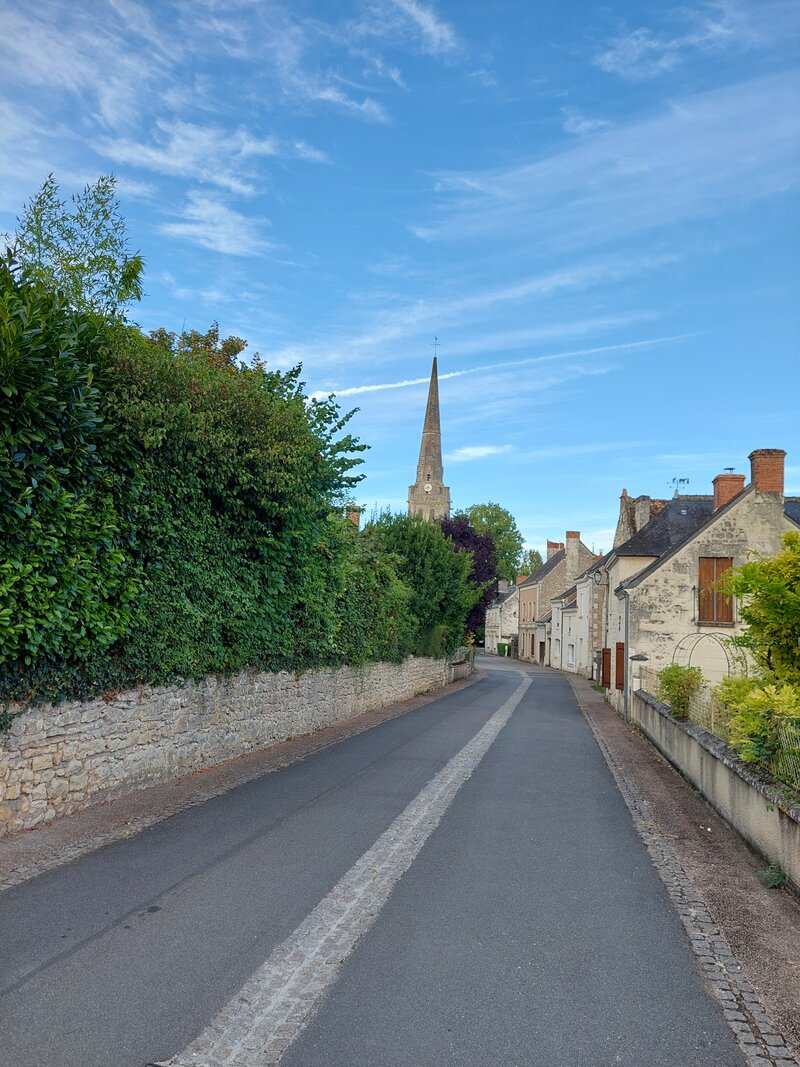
669,477,690,497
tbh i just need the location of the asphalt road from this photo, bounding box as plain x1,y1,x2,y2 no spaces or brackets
0,661,744,1066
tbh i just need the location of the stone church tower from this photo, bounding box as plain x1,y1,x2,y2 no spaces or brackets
408,356,451,521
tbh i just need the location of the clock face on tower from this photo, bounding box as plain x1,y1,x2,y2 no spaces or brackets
424,483,432,493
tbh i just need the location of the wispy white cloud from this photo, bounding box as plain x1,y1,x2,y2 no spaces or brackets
310,333,696,399
561,107,611,137
273,253,676,367
313,85,390,123
389,0,460,55
0,3,173,129
470,69,498,88
417,72,800,247
595,1,800,80
96,121,327,195
447,445,514,462
160,192,272,256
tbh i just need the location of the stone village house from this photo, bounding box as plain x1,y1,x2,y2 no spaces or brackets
600,449,800,717
518,533,596,664
484,580,524,655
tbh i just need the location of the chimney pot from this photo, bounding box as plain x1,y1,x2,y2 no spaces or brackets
713,472,745,511
566,530,580,540
346,506,362,528
748,449,786,496
546,539,564,559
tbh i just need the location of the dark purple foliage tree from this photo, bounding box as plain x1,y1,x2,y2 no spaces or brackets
439,515,498,637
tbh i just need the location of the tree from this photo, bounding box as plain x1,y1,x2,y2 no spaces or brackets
367,514,477,656
520,547,544,576
7,175,143,316
439,514,497,637
462,502,525,582
728,532,800,684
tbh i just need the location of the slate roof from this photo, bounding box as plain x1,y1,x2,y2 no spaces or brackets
518,548,565,587
536,609,552,624
487,585,516,610
613,496,714,558
576,553,609,582
552,584,577,606
621,488,800,591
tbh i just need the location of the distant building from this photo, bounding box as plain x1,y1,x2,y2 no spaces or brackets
408,356,450,521
485,581,519,655
518,533,596,664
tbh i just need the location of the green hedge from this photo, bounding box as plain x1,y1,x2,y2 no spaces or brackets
1,263,476,712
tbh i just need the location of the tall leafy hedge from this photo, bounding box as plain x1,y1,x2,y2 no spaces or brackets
1,262,474,711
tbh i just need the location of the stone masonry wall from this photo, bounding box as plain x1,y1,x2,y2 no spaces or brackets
0,657,448,837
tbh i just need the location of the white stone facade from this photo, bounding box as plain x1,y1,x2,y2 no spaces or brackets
0,657,448,837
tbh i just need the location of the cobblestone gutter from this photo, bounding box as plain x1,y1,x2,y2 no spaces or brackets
0,657,449,837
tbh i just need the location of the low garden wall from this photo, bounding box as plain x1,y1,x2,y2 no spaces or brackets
0,657,450,837
633,689,800,892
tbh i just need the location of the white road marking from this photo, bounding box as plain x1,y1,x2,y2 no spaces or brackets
153,672,531,1067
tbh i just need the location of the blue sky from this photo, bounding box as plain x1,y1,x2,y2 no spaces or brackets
1,0,798,555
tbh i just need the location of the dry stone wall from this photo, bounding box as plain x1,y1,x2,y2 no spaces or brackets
0,657,448,837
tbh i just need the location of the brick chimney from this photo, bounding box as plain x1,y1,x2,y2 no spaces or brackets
565,531,580,584
713,472,745,511
749,449,786,495
547,539,564,560
345,506,362,528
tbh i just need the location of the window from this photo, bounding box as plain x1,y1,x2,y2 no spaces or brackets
698,557,733,624
567,643,575,667
615,642,625,690
601,648,611,688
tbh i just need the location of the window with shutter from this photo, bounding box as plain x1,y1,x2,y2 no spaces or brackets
698,557,734,623
601,648,611,687
615,642,625,690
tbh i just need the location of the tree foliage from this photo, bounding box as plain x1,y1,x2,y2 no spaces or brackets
0,257,139,672
728,532,800,684
0,177,475,714
462,502,525,582
520,547,543,576
439,514,497,636
367,514,477,656
7,175,143,316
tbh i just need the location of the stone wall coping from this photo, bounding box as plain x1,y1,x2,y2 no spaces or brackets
636,688,800,824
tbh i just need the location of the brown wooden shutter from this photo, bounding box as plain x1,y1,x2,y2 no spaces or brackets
615,642,625,690
698,557,715,622
601,647,611,688
715,557,733,623
699,557,734,623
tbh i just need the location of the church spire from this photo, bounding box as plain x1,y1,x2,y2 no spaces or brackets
416,355,443,485
408,352,450,521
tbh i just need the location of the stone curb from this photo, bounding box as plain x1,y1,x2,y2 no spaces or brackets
0,669,484,894
568,677,799,1067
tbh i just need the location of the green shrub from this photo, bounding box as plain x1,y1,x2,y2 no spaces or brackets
656,664,704,720
0,259,139,671
714,678,800,767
